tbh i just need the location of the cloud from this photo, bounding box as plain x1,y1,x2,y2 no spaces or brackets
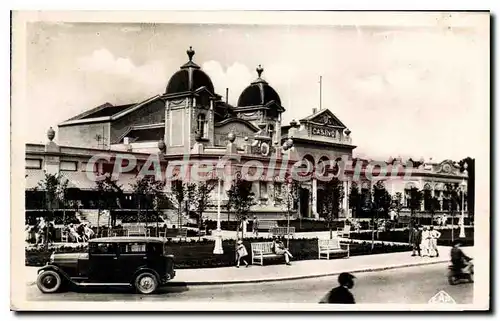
202,60,253,105
76,48,167,95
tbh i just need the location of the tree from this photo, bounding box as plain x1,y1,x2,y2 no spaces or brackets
191,181,217,240
130,176,167,231
279,177,300,246
445,183,462,241
166,180,189,229
94,175,123,233
366,181,391,247
407,187,423,227
372,181,392,218
36,172,68,246
423,190,440,225
392,192,403,216
360,187,375,249
226,174,257,240
348,183,361,218
321,178,344,239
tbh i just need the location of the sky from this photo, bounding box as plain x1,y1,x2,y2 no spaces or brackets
21,13,489,162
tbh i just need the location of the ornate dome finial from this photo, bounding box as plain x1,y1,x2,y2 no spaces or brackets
47,127,55,141
344,128,351,136
187,46,195,61
256,64,264,78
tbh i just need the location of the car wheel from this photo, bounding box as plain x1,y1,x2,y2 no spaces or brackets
37,270,62,293
134,272,158,294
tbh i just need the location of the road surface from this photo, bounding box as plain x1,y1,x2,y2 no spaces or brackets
26,262,472,304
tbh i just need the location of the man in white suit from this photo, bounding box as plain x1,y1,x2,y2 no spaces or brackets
429,226,442,257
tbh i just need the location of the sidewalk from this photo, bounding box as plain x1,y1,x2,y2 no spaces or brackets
27,246,474,286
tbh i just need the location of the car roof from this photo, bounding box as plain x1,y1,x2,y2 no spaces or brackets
88,236,166,244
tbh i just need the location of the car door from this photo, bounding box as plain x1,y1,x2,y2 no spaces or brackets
88,242,118,283
115,242,147,283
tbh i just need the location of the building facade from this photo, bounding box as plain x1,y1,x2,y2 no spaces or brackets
25,47,469,226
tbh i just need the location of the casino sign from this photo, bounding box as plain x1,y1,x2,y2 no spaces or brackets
311,125,338,138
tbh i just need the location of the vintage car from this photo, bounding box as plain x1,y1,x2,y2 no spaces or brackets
36,237,176,294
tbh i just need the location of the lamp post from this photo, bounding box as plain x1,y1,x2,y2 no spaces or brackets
213,158,224,255
459,179,467,238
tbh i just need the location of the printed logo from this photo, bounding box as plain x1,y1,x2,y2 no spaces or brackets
428,290,456,304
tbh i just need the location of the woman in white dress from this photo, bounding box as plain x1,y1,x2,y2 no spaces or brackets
420,226,431,257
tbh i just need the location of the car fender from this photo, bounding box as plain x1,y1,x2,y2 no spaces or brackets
37,265,76,286
131,267,161,284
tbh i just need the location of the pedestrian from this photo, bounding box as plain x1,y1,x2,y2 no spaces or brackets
429,226,441,257
409,225,422,256
420,226,431,257
252,215,259,237
450,239,473,273
441,214,448,227
272,236,293,265
319,272,356,304
83,224,95,242
68,224,81,243
235,240,249,268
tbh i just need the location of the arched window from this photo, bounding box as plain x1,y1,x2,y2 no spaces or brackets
197,114,207,139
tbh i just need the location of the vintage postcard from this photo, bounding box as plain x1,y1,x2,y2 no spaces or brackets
10,11,490,311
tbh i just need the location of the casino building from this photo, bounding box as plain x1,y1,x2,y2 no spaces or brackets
24,47,469,226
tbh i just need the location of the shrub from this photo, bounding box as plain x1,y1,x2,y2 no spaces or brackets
349,227,474,246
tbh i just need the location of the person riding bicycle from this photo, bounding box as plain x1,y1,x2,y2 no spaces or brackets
450,239,472,273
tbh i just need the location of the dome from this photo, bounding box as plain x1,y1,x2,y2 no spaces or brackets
165,46,215,95
237,65,282,107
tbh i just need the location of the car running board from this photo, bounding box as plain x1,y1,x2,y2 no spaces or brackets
77,283,132,287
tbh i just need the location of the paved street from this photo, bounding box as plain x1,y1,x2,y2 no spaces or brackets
26,262,472,304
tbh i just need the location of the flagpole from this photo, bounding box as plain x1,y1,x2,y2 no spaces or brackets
319,76,322,110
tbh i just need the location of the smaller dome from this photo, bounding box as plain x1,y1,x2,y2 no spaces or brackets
237,65,282,108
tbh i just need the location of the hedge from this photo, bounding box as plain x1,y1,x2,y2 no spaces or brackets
349,227,474,247
25,237,412,268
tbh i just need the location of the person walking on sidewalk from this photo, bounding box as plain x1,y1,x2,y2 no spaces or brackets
420,226,431,257
235,240,249,268
272,236,293,265
429,226,441,257
319,272,356,304
410,225,422,256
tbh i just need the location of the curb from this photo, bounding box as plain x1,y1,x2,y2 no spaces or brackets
173,258,448,286
26,259,449,287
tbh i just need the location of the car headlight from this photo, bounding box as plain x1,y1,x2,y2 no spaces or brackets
49,252,55,263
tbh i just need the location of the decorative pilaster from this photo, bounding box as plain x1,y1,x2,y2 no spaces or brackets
343,180,350,218
312,178,318,219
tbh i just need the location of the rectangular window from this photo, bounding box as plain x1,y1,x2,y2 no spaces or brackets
60,161,78,171
25,159,42,169
119,242,146,253
90,243,116,254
